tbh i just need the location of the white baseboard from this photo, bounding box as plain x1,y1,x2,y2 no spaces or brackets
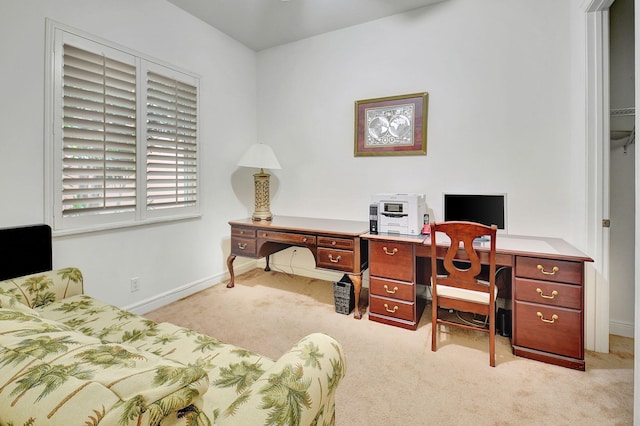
610,320,634,339
123,261,257,315
122,255,371,316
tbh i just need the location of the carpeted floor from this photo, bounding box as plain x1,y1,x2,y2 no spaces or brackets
145,269,634,425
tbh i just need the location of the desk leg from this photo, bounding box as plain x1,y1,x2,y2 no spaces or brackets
264,255,271,272
348,273,363,320
226,254,236,288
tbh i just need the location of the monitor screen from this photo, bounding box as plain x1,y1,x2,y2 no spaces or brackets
443,194,507,231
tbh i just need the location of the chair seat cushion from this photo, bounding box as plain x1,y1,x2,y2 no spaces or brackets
433,277,498,304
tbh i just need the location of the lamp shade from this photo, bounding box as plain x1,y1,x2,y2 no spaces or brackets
238,143,281,170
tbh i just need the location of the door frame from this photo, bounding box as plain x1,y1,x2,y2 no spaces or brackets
583,0,613,354
583,0,639,420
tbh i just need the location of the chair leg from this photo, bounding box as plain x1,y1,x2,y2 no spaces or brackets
431,298,437,352
489,312,496,367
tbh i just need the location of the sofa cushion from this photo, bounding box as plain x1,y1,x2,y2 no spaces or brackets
38,294,160,345
37,296,345,425
0,307,210,425
39,297,276,422
133,321,275,422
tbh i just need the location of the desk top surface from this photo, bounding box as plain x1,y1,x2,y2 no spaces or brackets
229,217,592,262
230,216,369,237
364,232,593,262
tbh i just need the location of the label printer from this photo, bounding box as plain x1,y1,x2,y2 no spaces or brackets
371,193,427,236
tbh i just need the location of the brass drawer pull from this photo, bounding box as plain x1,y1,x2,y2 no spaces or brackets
537,264,559,275
536,312,559,324
384,303,398,313
331,240,337,246
237,243,247,250
384,285,398,294
328,254,341,263
383,247,398,256
302,237,308,243
536,288,558,299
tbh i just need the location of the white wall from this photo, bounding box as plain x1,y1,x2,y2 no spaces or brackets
0,0,258,310
0,0,597,316
257,0,586,244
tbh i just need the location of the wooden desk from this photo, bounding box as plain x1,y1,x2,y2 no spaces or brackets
227,216,369,318
363,232,593,370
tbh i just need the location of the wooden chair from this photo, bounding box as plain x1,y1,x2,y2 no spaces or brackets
430,221,498,367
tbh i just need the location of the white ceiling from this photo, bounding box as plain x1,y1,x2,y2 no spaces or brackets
167,0,446,51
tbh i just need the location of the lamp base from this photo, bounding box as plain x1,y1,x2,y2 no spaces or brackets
252,172,273,221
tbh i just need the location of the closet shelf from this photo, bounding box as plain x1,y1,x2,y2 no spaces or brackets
611,107,635,116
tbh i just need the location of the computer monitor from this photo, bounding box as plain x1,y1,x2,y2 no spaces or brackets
443,193,507,232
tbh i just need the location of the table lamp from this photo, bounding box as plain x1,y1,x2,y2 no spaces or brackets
238,143,282,221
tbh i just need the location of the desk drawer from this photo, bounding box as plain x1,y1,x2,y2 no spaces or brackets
515,256,583,284
257,231,316,246
318,236,353,250
317,247,353,271
370,277,415,302
514,278,581,310
231,237,257,257
369,241,414,282
513,300,583,359
231,227,256,238
370,295,415,322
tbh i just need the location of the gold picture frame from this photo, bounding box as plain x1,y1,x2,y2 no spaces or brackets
354,92,428,157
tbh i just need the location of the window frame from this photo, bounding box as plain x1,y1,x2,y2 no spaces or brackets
45,20,201,235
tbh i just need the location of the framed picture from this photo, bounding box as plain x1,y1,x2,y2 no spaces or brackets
354,92,428,157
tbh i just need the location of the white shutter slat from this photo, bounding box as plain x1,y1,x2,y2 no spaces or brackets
147,142,197,150
64,138,136,151
62,185,136,197
64,68,137,94
63,182,137,192
63,119,136,137
147,123,197,136
64,107,137,128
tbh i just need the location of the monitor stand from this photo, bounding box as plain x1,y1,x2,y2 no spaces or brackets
473,236,492,246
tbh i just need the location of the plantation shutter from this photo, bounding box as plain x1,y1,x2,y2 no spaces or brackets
145,71,198,211
61,44,137,217
48,23,201,233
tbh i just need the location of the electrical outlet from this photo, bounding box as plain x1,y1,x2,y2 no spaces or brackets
130,277,140,292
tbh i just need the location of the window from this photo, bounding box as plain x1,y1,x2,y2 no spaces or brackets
46,22,200,234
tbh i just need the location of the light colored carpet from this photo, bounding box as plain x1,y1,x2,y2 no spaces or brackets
145,269,633,425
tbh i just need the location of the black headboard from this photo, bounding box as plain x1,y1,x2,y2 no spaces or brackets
0,224,52,281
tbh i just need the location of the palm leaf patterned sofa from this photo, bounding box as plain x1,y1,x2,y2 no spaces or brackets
0,268,346,426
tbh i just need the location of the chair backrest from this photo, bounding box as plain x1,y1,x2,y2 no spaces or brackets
430,221,497,293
